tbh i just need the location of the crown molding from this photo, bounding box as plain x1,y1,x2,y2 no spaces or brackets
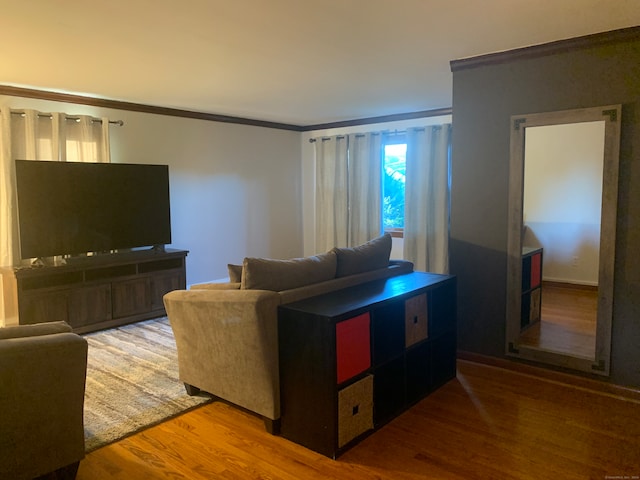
450,25,640,72
1,84,452,132
0,85,306,132
301,107,453,132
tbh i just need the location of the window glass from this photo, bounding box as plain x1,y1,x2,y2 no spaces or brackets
383,141,406,230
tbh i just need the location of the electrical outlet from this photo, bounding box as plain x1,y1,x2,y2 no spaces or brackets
572,256,579,267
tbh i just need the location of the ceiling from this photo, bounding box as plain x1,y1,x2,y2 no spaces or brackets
2,1,639,127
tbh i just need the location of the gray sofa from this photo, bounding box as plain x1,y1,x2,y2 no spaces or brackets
163,234,413,432
0,321,88,480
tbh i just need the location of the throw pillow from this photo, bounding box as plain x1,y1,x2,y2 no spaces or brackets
332,233,392,277
241,251,337,291
227,263,243,283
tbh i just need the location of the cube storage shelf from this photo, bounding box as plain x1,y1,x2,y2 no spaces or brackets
521,247,543,331
14,249,187,334
277,271,457,458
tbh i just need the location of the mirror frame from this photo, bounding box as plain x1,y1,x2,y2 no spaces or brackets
506,105,621,376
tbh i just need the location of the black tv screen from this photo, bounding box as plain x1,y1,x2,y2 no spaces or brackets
15,160,172,259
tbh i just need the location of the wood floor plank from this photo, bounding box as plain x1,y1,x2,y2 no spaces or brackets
519,282,598,358
77,360,640,480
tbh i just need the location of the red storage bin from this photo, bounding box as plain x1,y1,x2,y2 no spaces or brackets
336,313,371,384
531,252,542,288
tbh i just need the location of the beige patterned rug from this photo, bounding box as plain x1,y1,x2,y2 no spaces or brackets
83,317,211,452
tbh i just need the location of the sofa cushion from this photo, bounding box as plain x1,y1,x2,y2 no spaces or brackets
242,251,337,291
227,264,243,283
190,282,241,290
332,233,392,277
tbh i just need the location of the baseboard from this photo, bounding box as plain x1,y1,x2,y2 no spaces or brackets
457,350,640,403
542,278,598,288
542,280,598,291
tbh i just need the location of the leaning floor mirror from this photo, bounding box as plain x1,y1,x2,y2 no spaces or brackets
506,105,621,376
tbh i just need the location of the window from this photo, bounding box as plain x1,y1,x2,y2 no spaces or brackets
382,138,406,236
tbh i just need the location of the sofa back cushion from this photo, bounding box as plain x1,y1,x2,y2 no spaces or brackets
242,251,337,291
332,233,392,277
280,259,413,304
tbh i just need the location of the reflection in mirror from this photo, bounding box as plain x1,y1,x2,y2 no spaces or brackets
506,106,621,376
520,121,604,359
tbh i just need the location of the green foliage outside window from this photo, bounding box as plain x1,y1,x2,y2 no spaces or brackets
383,144,406,229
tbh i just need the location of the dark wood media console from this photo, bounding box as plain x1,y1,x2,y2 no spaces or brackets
278,271,457,458
14,249,187,333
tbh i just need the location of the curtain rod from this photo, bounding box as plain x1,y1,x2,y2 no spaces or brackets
9,111,124,126
309,127,426,143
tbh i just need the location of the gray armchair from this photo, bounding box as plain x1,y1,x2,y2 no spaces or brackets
164,287,282,433
0,321,88,480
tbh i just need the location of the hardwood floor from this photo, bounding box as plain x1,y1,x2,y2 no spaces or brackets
519,282,597,358
77,360,640,480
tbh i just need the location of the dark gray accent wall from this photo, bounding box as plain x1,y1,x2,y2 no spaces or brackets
450,31,640,388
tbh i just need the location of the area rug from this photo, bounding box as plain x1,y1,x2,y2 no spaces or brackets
83,317,211,452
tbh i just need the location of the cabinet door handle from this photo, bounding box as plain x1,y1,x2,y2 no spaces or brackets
352,405,359,416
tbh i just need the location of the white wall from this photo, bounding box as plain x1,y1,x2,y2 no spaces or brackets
300,115,451,257
523,121,605,285
1,94,451,293
1,95,302,286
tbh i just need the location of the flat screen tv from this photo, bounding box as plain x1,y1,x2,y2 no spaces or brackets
15,160,172,259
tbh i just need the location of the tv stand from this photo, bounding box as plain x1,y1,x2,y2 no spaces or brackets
14,249,188,334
